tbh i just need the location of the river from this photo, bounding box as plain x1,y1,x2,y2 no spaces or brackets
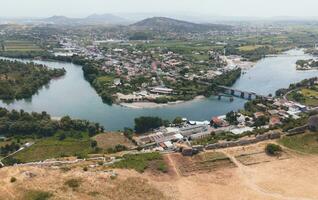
0,49,317,131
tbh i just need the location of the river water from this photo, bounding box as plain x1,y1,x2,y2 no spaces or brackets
0,49,317,131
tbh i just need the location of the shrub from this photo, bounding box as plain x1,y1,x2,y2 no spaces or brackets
10,177,17,183
157,161,168,173
107,144,128,153
64,178,81,189
265,144,282,156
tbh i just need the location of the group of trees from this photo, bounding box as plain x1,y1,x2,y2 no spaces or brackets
296,59,318,68
134,116,169,134
0,142,20,157
225,111,239,125
0,107,103,138
0,59,65,100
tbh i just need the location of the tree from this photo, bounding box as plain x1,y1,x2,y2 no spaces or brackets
90,140,98,148
60,116,72,130
265,144,282,156
253,116,268,127
173,117,183,125
134,116,164,134
88,124,97,137
226,111,239,125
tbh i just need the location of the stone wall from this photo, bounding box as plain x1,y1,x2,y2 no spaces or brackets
205,131,281,150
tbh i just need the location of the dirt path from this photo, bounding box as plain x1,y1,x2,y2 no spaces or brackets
221,150,314,200
165,154,181,178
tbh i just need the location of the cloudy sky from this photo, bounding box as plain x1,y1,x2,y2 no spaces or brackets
1,0,318,18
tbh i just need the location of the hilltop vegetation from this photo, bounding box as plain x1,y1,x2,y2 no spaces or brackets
130,17,232,33
279,131,318,154
0,59,65,100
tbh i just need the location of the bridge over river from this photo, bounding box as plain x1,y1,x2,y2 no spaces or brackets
217,86,270,100
196,79,270,100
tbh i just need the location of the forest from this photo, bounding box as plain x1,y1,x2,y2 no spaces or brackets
0,107,103,138
0,59,65,100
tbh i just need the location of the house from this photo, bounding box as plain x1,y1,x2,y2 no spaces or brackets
254,112,265,119
150,87,173,94
113,78,121,86
269,116,282,127
230,127,254,135
182,147,196,156
211,116,228,127
180,125,208,137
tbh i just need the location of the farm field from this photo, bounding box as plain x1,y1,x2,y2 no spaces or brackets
238,45,265,51
2,40,43,52
166,151,235,176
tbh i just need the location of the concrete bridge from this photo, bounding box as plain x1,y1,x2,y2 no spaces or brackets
218,86,269,100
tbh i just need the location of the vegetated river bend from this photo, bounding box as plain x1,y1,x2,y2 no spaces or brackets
1,49,318,131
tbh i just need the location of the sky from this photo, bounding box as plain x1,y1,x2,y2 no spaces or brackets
1,0,318,18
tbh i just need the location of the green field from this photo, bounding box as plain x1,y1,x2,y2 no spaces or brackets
112,152,166,173
287,87,318,107
279,132,318,154
238,45,265,51
8,137,92,163
2,40,43,52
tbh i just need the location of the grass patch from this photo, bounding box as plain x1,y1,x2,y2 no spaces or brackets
112,152,165,173
24,190,52,200
279,132,318,154
287,87,318,107
239,45,265,51
7,137,91,163
93,132,135,151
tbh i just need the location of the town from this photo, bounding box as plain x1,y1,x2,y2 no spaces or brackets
1,1,318,199
133,78,318,155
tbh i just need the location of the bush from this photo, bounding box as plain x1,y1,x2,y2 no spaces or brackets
64,178,81,189
83,167,88,171
10,177,17,183
107,144,128,153
265,144,282,156
157,161,168,173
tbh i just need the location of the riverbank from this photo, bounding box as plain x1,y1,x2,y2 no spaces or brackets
120,96,206,109
1,49,317,131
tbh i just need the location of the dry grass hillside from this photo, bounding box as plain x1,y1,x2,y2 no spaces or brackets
1,140,318,200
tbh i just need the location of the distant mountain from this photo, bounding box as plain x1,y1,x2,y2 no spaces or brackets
44,15,73,24
130,17,232,32
42,14,128,25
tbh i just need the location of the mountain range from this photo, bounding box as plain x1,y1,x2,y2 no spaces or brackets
130,17,232,32
42,14,128,25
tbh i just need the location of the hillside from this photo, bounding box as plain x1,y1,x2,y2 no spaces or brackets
42,14,128,25
130,17,232,32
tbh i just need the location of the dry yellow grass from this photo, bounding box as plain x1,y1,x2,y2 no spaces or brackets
1,142,318,200
93,132,136,150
